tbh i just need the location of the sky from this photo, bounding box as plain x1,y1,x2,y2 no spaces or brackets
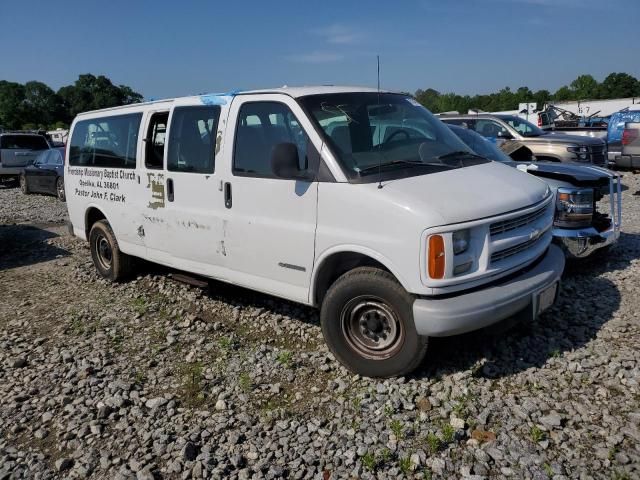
1,0,639,100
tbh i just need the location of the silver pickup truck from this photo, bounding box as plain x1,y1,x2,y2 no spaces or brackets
0,133,51,184
440,114,607,166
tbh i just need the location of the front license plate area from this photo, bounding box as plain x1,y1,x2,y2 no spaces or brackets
536,282,558,316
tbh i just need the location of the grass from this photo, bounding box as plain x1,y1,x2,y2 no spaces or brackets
178,362,204,406
384,405,394,417
218,336,233,352
442,423,455,443
132,297,148,316
276,350,293,368
389,420,404,440
422,468,433,480
238,372,252,392
550,348,561,358
530,425,546,443
351,396,362,411
133,370,146,385
379,448,392,464
425,433,442,454
398,456,412,475
543,463,554,477
362,452,377,471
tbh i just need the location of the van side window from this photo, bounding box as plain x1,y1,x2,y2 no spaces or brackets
69,113,142,168
233,102,308,177
145,112,168,169
167,106,220,174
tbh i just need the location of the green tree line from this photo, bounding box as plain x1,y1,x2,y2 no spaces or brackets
415,72,640,114
0,74,142,131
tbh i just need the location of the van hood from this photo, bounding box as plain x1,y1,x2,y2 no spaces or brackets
378,161,550,226
527,132,604,146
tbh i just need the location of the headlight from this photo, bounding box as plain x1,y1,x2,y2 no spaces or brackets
555,188,593,228
567,146,589,153
452,229,470,255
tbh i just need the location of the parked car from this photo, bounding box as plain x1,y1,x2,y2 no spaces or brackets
0,132,50,184
439,113,607,165
65,86,565,377
607,110,640,168
20,147,66,201
448,124,621,258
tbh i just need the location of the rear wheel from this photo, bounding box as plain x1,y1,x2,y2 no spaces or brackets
56,177,65,202
320,267,428,378
20,174,30,194
89,220,134,281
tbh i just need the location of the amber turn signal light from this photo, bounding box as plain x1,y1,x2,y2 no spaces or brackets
428,234,445,279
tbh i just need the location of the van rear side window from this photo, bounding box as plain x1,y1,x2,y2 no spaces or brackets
69,113,142,168
167,106,220,174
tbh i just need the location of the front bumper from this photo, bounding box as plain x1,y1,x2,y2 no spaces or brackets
0,167,24,177
553,171,622,258
412,244,565,337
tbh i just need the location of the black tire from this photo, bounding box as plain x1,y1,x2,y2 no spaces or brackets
320,267,428,378
89,220,134,281
56,177,65,202
20,174,30,194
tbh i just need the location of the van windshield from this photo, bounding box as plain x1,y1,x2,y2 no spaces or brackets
298,93,490,181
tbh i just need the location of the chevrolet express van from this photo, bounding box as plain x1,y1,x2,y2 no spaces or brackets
65,86,565,377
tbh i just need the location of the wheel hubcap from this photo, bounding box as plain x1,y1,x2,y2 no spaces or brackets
341,296,404,360
95,235,112,270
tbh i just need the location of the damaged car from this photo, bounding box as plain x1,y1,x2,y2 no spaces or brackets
448,124,621,258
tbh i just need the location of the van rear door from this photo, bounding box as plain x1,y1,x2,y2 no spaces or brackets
0,135,49,167
140,105,229,276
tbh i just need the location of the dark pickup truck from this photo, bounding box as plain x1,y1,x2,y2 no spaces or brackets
0,132,50,183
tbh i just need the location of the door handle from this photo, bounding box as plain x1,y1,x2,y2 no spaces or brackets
167,178,174,202
224,182,232,208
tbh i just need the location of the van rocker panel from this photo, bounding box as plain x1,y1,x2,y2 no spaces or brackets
413,244,564,337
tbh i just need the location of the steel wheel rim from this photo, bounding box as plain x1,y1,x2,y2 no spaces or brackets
95,235,113,270
340,295,404,360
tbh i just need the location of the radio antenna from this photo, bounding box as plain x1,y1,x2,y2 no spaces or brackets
377,55,383,189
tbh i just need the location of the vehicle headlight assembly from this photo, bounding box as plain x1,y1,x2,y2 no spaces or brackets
555,188,594,228
567,145,590,162
452,229,470,255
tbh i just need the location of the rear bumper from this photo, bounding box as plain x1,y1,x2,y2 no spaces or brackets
0,166,23,176
412,244,565,337
612,155,640,168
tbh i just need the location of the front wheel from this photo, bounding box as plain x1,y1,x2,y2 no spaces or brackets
89,220,134,281
56,177,65,201
320,267,428,378
20,174,30,194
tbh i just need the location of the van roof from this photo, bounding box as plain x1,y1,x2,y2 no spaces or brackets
75,85,393,117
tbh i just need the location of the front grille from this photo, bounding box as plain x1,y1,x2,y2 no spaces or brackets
589,145,606,165
489,203,549,236
490,226,551,263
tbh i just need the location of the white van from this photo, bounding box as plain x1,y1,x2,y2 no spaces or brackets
65,86,565,377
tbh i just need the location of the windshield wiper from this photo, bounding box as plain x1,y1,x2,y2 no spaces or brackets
437,151,485,161
357,159,434,174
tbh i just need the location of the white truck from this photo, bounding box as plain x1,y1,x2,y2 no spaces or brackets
65,86,565,377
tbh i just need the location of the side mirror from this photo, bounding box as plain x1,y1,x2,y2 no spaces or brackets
497,130,513,139
271,142,305,179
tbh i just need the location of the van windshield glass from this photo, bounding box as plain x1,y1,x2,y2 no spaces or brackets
298,93,489,180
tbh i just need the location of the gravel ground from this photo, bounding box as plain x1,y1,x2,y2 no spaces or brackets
0,175,639,480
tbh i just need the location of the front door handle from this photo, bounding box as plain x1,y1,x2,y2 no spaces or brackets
167,178,174,202
224,182,232,208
